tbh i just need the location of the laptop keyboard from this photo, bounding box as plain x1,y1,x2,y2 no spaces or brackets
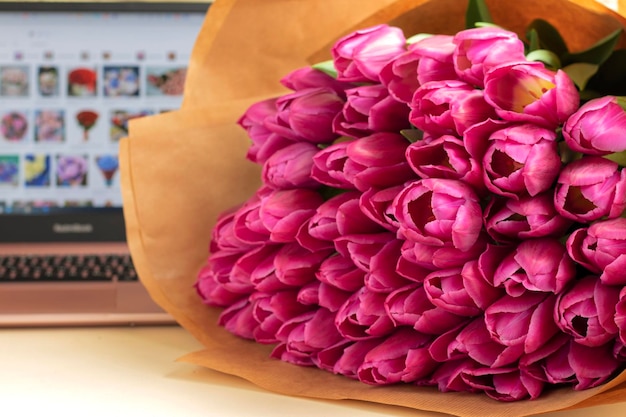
0,254,138,282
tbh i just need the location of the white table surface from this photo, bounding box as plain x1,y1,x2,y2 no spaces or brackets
0,325,625,417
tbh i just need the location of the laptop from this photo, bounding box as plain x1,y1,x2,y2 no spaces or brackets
0,1,210,326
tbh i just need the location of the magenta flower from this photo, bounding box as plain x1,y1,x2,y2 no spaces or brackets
218,298,258,340
484,61,579,129
344,132,417,192
209,207,254,252
262,142,320,189
359,185,403,232
480,124,561,199
265,87,345,144
310,140,357,189
452,27,526,88
379,34,457,103
492,238,577,296
617,287,626,347
554,276,620,347
333,84,411,138
335,286,396,340
484,292,560,354
297,281,352,313
410,79,496,137
364,239,412,293
563,96,626,155
195,257,249,307
334,232,396,273
332,24,406,83
280,66,354,94
357,328,438,385
232,187,272,245
251,289,313,343
240,244,286,293
273,308,345,366
429,358,480,394
325,339,380,379
260,188,324,243
238,97,295,164
392,178,484,252
315,253,365,292
484,193,573,243
566,218,626,285
401,237,487,271
461,366,545,401
405,134,485,193
273,242,333,287
554,156,626,223
454,318,524,367
423,259,503,317
385,283,467,334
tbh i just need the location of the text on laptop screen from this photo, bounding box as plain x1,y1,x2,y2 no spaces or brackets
0,6,206,215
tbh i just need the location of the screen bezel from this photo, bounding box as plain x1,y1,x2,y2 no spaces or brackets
0,1,210,243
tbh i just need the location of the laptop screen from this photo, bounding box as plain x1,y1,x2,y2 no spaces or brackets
0,2,209,242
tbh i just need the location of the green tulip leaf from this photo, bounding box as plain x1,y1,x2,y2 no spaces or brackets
312,60,338,78
562,28,622,66
406,33,433,45
562,62,599,91
604,151,626,167
526,49,562,70
466,0,493,29
526,19,569,58
617,96,626,111
527,29,541,53
401,128,425,143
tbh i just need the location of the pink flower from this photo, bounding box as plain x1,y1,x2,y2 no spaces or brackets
400,239,486,271
554,156,626,223
379,34,457,103
481,124,561,199
195,257,249,307
357,328,438,385
335,286,396,340
232,187,272,245
492,238,577,296
554,276,620,347
344,132,417,191
209,207,254,252
218,298,258,340
333,84,411,138
410,79,496,137
461,366,545,401
251,289,313,343
262,142,320,189
273,243,333,287
334,232,396,272
310,140,357,189
566,218,626,285
260,188,324,242
364,239,412,293
297,281,352,312
484,193,573,243
332,24,406,83
392,178,484,252
385,283,467,334
280,66,355,94
322,339,380,379
454,318,524,367
563,96,626,155
265,87,345,144
484,61,579,129
452,27,526,88
484,292,560,353
616,287,626,347
423,259,503,316
315,253,365,292
358,185,403,232
405,134,485,193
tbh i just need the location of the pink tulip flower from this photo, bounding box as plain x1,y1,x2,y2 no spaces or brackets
333,84,411,138
310,140,357,189
321,338,381,379
259,188,324,243
492,238,577,296
357,327,438,385
454,317,524,367
555,276,620,347
273,242,333,287
334,232,396,273
617,287,626,347
392,178,484,252
315,253,365,292
262,142,320,189
410,79,496,137
480,124,562,199
563,95,626,155
232,187,273,245
239,244,288,293
251,289,313,343
358,185,404,232
461,366,545,401
332,24,407,83
335,286,396,340
452,27,526,88
209,206,253,252
405,134,485,193
218,298,258,340
344,132,417,192
484,193,573,243
484,61,579,129
566,218,626,285
264,87,345,144
297,281,352,313
554,156,626,223
364,239,412,293
280,66,355,94
429,358,480,393
484,292,560,353
195,257,249,307
379,34,457,103
400,238,487,271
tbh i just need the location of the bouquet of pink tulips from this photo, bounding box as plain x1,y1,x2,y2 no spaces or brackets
194,0,626,402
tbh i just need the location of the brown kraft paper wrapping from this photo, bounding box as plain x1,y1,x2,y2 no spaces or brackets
120,0,626,415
